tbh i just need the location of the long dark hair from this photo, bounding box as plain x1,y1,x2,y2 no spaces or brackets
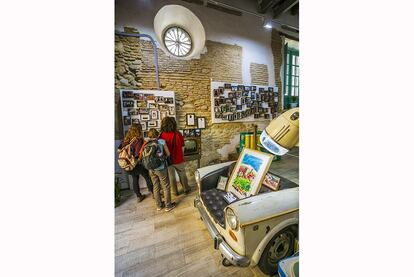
160,117,177,133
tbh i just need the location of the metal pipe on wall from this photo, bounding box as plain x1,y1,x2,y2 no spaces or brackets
115,32,160,90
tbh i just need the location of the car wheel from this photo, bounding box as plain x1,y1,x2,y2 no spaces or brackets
258,226,296,276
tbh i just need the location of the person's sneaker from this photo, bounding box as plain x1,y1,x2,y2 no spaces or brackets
157,202,165,211
165,202,177,212
137,195,146,203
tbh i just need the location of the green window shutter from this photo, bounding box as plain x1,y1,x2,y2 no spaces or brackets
283,44,299,109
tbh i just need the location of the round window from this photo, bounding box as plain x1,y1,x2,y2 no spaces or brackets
163,26,192,57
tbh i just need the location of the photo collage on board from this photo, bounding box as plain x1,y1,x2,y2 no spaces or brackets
121,90,176,138
212,83,278,123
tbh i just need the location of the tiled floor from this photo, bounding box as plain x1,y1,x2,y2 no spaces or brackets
115,149,299,277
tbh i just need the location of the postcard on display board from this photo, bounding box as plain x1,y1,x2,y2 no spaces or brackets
226,148,273,199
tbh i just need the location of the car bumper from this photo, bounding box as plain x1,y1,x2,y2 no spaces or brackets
194,196,250,267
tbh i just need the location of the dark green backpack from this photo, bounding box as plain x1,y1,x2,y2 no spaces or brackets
141,140,163,170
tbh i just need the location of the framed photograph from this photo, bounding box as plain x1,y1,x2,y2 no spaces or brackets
123,116,131,126
140,122,147,131
186,113,195,126
147,121,157,128
224,83,232,89
122,90,134,99
223,191,238,204
145,94,155,101
231,86,237,91
131,117,140,125
263,173,281,191
133,93,144,100
165,97,174,104
128,109,140,116
151,110,158,120
140,114,150,121
148,102,157,109
195,129,201,137
139,108,149,114
122,100,134,108
137,101,147,108
197,117,206,129
226,148,273,199
217,176,228,190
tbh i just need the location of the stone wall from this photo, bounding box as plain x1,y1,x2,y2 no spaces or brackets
115,29,283,178
250,63,269,86
271,30,284,112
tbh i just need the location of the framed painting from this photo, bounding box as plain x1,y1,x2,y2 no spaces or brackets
226,148,273,199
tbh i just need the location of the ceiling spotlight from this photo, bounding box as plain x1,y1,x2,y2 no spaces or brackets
263,23,272,29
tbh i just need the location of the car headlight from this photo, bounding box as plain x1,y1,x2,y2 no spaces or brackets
226,208,239,230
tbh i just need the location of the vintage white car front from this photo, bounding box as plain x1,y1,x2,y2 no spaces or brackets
194,161,299,276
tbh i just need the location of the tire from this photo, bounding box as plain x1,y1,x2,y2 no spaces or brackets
258,226,297,276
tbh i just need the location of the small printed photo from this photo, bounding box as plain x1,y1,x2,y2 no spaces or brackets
148,103,157,109
183,129,190,137
131,117,140,125
231,86,237,91
151,110,158,120
159,104,169,111
244,86,251,91
218,88,224,94
259,87,264,92
186,113,195,126
133,93,144,100
160,111,168,120
197,117,206,129
189,129,195,137
145,94,155,101
122,100,135,108
213,89,219,97
268,87,274,92
216,176,228,191
215,112,222,118
214,107,220,113
237,85,244,91
123,116,131,126
147,121,157,128
164,97,174,104
214,99,220,106
195,129,201,137
139,108,149,114
224,83,232,89
128,109,140,116
236,91,242,98
263,173,281,191
140,114,150,121
122,90,134,99
251,86,257,91
141,122,147,131
137,101,147,108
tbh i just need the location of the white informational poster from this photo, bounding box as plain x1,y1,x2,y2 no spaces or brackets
211,81,279,124
119,89,176,138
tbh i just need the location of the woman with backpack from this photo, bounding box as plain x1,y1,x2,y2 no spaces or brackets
118,124,153,203
142,128,176,212
159,117,191,195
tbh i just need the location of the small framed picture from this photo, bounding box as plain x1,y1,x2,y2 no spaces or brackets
139,108,149,114
140,114,150,121
147,121,157,128
140,122,147,131
137,101,147,108
123,116,131,126
133,93,143,100
195,129,201,137
224,83,232,89
186,113,195,126
122,100,134,108
145,94,155,101
217,176,228,191
151,110,158,120
131,117,140,125
263,173,281,191
197,117,206,129
128,109,139,116
148,102,157,109
122,90,134,99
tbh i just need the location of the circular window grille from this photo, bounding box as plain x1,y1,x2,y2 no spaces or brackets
163,26,192,57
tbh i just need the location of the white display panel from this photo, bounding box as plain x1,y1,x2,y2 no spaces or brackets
119,89,176,138
211,81,278,124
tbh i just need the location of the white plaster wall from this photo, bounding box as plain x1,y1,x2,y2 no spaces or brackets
115,0,277,87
